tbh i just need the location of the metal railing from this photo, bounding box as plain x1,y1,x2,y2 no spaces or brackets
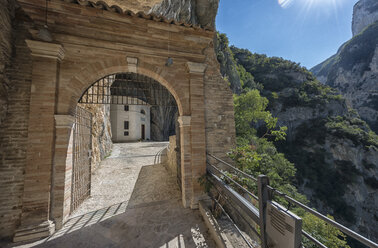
206,153,378,248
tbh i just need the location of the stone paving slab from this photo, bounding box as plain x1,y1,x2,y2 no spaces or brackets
4,142,215,248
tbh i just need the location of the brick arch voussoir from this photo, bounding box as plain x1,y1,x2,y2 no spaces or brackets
67,58,184,115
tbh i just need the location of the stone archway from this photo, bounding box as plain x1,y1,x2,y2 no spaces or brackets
64,58,186,116
10,0,236,242
50,56,206,231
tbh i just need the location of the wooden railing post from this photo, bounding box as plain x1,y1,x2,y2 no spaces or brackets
258,175,269,248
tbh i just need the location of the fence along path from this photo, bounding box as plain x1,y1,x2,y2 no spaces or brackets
206,153,378,248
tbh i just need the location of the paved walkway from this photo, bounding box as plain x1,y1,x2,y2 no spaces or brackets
9,142,215,248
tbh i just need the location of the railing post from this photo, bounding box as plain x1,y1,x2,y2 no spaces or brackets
258,175,269,248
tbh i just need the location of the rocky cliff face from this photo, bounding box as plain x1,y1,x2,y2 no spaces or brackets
149,0,219,28
151,106,177,141
79,104,112,170
216,34,378,243
214,33,242,94
147,81,178,141
287,115,378,241
352,0,378,36
311,22,378,133
101,0,162,13
101,0,219,28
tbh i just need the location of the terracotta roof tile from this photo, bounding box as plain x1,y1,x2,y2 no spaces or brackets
63,0,214,31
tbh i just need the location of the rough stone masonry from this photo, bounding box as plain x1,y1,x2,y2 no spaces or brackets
0,0,236,242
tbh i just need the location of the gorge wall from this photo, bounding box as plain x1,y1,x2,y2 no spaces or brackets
149,0,219,28
312,0,378,133
100,0,219,29
352,0,378,36
215,33,378,242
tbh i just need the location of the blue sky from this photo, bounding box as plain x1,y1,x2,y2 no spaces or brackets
216,0,358,69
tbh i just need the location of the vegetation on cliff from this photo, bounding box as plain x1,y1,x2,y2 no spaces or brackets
311,22,378,133
215,32,378,247
312,22,378,81
229,85,349,248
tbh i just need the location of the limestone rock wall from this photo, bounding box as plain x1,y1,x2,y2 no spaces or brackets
296,134,378,241
102,0,162,13
0,2,33,239
311,22,378,132
101,0,219,29
331,44,378,132
149,0,219,28
272,100,348,142
352,0,378,36
214,33,242,94
149,80,178,141
151,107,177,141
78,104,112,171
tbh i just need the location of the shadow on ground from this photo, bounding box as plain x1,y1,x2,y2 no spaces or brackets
17,163,214,248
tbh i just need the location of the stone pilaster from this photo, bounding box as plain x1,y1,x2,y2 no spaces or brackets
178,115,192,208
14,40,65,242
186,62,207,209
51,115,75,230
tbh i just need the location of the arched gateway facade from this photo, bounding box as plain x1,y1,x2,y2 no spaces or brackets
3,0,236,242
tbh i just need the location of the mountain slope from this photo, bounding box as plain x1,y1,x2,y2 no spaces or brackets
215,33,378,243
311,21,378,133
352,0,378,36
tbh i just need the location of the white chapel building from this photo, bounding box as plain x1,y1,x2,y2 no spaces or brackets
110,98,151,142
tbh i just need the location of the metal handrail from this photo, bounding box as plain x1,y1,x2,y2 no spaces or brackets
206,153,378,248
208,165,262,235
207,162,259,201
207,166,260,225
302,230,328,248
267,185,378,248
207,153,258,182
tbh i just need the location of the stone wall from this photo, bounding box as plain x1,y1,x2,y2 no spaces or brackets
0,2,33,239
165,135,178,177
4,0,237,239
78,104,112,171
204,44,236,162
62,128,73,224
0,0,14,126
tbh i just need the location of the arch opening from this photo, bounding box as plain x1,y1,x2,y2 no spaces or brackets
78,73,178,108
66,72,182,220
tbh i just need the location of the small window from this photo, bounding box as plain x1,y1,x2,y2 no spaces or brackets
140,109,146,115
124,131,129,136
124,105,129,111
124,121,129,130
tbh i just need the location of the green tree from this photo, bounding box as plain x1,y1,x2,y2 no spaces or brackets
302,213,350,248
214,33,356,248
233,89,287,141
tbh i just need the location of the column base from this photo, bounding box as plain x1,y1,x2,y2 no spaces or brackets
13,220,55,243
191,194,210,210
